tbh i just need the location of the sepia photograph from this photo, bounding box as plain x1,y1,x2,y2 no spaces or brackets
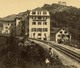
0,0,80,68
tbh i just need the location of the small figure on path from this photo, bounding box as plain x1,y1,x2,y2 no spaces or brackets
49,48,53,58
45,57,50,66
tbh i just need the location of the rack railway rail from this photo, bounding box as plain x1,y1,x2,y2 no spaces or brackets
50,44,80,63
30,39,80,63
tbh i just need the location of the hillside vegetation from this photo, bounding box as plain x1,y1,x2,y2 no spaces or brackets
41,3,80,46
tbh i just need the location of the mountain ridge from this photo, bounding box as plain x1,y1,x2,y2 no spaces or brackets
1,3,80,21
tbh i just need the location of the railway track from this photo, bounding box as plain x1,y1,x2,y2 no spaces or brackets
50,44,80,63
30,39,80,63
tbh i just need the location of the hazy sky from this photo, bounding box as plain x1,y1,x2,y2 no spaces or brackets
0,0,80,17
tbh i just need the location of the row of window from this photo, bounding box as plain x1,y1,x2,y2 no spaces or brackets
32,22,47,25
60,31,68,34
7,23,14,26
33,33,46,37
31,28,48,32
32,16,47,20
58,34,70,38
32,11,47,15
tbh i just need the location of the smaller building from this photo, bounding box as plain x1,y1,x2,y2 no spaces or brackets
50,27,71,43
15,16,22,36
15,14,28,37
0,13,28,37
0,20,15,35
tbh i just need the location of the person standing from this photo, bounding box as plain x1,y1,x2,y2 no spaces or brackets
49,48,53,57
48,47,54,64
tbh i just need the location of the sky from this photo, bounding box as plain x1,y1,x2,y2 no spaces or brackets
0,0,80,17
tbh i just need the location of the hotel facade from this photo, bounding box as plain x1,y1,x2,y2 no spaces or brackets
29,9,50,41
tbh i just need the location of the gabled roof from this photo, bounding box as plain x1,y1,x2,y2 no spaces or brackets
0,15,16,22
51,27,61,34
0,20,15,23
51,27,69,34
2,14,17,21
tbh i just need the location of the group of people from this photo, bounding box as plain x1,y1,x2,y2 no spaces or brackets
45,47,58,66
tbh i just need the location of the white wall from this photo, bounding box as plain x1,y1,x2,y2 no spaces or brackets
29,10,50,41
2,23,11,34
55,29,71,43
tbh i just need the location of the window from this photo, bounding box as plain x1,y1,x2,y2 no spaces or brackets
31,28,36,32
43,22,47,25
32,22,36,25
65,31,67,33
62,34,65,38
43,17,47,20
38,16,41,19
38,22,41,25
43,28,48,32
37,11,41,15
32,11,36,15
37,28,42,32
38,33,41,36
32,17,36,20
6,27,8,29
37,12,39,15
8,23,9,25
43,11,47,15
11,24,13,26
44,38,47,40
66,35,70,38
58,35,61,37
19,22,20,24
44,33,46,37
63,28,65,30
33,33,35,36
60,31,62,33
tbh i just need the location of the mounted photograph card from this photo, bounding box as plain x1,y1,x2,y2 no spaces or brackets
0,0,80,68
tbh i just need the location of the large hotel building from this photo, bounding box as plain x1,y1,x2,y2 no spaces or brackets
29,9,50,41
